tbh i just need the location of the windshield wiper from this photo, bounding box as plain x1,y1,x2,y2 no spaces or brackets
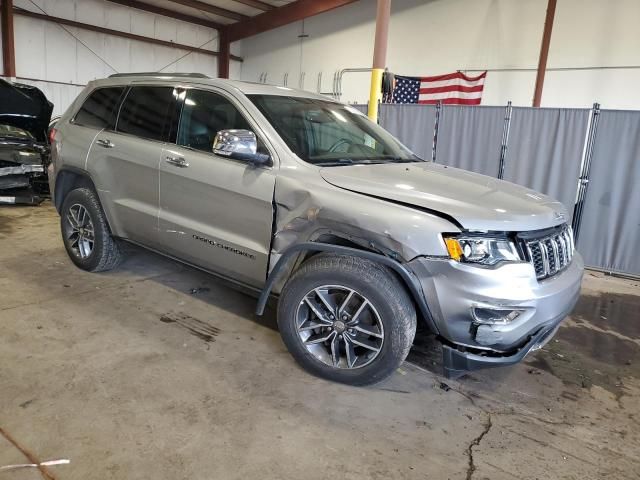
380,156,424,163
313,158,354,166
314,157,419,167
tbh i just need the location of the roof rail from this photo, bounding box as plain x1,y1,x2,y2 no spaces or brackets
108,72,210,79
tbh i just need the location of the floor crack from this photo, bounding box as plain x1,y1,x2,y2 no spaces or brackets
465,413,492,480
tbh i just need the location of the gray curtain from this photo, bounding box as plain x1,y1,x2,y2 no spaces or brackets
504,108,589,217
351,104,369,115
435,105,505,176
378,104,437,160
576,110,640,275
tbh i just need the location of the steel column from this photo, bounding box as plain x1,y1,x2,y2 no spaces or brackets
1,0,16,77
432,101,442,162
218,28,231,79
498,101,513,179
367,0,390,121
533,0,557,107
571,103,601,243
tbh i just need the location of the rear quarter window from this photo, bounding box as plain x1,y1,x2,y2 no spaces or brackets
116,86,175,142
73,87,125,129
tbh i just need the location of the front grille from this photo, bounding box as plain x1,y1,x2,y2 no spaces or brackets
521,225,574,280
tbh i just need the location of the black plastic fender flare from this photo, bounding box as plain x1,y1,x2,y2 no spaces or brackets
255,242,440,335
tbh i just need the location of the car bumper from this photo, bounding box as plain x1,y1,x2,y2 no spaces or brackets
407,252,584,377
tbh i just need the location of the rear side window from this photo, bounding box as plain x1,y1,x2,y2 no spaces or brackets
116,86,175,142
73,87,124,129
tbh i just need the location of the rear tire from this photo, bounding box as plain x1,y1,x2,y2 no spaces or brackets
278,254,417,386
60,187,122,272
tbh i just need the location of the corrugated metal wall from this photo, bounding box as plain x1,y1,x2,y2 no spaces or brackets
3,0,238,115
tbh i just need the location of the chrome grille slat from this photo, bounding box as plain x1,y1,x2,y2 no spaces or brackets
558,235,567,266
539,240,550,277
522,225,574,280
549,238,559,274
555,236,563,268
564,230,574,263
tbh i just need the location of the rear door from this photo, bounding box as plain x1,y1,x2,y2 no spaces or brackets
59,86,125,187
88,85,177,248
158,87,276,287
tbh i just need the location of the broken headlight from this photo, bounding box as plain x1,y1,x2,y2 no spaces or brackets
443,234,520,266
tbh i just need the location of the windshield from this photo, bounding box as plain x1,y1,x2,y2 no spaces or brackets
248,95,423,166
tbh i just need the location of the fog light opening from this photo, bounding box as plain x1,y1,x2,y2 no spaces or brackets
471,307,524,325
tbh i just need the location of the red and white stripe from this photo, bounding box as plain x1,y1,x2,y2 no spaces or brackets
418,71,487,105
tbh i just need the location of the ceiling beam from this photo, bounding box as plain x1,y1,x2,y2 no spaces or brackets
227,0,358,42
230,0,274,11
105,0,222,29
166,0,248,22
13,8,243,62
1,0,16,77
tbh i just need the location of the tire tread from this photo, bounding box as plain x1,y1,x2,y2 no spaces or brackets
61,187,122,272
278,253,417,386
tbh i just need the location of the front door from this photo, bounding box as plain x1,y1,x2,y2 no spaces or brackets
159,88,276,287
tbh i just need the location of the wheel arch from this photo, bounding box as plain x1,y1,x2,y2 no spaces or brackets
53,167,118,237
53,167,97,213
257,242,439,335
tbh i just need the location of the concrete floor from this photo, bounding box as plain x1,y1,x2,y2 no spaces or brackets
1,203,639,480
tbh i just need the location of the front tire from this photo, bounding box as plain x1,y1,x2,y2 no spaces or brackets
278,254,417,386
60,187,122,272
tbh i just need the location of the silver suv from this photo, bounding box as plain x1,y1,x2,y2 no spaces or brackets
48,73,583,385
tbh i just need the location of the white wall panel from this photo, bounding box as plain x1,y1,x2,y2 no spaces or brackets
9,0,222,114
130,10,154,38
230,40,242,79
104,2,131,32
14,17,46,80
75,0,106,26
153,15,178,44
239,0,640,109
44,23,77,82
480,71,537,107
104,36,131,73
40,0,74,18
176,20,198,48
129,41,156,73
74,29,109,83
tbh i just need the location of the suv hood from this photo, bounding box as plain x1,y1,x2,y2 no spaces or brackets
320,162,568,232
0,79,53,142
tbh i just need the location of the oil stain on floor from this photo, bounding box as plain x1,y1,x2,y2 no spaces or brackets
527,292,640,398
408,292,640,400
160,312,221,343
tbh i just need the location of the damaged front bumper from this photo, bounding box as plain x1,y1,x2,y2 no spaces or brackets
0,164,45,176
408,253,584,378
0,142,49,204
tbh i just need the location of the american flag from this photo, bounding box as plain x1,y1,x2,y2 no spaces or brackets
392,71,487,105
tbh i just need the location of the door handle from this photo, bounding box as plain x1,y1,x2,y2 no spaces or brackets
165,156,189,168
96,138,115,148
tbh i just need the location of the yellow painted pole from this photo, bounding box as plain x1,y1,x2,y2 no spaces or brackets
368,0,391,122
368,68,384,120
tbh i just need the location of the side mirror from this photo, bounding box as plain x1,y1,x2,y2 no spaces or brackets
213,129,270,166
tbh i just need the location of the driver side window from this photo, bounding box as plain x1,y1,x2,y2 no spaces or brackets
177,89,254,153
306,112,382,155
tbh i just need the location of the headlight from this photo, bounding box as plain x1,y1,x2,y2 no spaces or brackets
443,235,520,265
